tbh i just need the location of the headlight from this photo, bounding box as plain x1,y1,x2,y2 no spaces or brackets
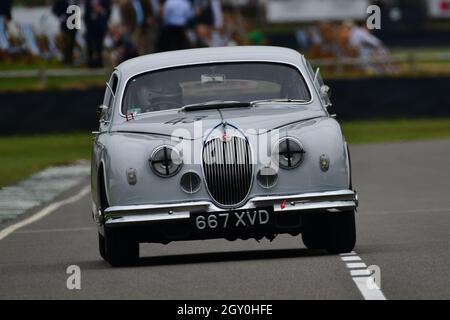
149,145,183,177
278,137,305,169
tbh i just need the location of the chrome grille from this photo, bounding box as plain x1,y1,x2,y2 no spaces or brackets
202,136,253,207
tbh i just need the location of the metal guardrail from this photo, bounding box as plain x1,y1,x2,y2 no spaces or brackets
310,52,450,73
0,53,450,80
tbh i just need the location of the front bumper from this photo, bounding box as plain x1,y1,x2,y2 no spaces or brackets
103,189,358,227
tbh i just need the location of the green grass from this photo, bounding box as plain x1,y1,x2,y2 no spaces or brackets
0,76,106,92
1,118,450,188
0,59,63,71
0,133,91,188
342,119,450,144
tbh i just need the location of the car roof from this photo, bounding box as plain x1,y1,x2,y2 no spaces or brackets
115,46,306,79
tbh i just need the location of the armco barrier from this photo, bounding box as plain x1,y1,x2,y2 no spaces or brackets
0,76,449,135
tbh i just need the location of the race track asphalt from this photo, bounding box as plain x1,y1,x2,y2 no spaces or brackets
0,139,449,299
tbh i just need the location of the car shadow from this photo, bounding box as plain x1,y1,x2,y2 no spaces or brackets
77,248,332,270
134,247,328,268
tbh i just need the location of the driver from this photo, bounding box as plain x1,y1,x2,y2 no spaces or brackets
137,81,183,112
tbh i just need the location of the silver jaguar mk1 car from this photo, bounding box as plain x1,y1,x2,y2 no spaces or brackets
91,46,358,266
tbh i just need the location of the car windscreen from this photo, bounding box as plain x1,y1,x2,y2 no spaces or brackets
121,62,312,115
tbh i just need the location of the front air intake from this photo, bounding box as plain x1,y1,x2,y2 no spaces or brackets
202,136,253,207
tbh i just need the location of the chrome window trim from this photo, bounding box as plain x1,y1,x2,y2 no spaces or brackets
115,59,317,121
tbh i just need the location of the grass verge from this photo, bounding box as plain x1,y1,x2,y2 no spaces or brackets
342,119,450,144
0,76,106,92
1,118,450,187
0,133,91,188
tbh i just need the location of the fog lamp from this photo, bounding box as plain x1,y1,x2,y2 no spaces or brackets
180,171,201,194
257,167,278,189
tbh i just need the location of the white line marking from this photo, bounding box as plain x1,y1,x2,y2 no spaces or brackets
340,252,387,300
341,256,362,262
0,164,89,221
350,269,371,276
339,251,356,256
346,262,367,269
0,185,90,241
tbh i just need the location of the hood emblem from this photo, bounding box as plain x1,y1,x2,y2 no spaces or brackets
203,109,248,146
221,133,230,142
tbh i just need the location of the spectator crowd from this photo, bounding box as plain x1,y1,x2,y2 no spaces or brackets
296,20,396,74
107,0,261,66
0,0,258,68
0,0,394,74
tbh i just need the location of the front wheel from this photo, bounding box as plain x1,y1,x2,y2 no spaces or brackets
301,210,356,254
98,232,106,260
104,227,139,267
325,210,356,254
301,212,329,249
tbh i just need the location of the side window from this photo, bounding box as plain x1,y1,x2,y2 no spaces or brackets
102,73,119,120
111,74,118,95
305,60,315,81
313,68,332,107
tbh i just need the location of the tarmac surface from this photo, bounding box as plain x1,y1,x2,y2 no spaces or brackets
0,139,449,299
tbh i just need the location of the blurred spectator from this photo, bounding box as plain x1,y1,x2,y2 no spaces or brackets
348,21,382,72
226,30,243,46
193,0,223,29
348,22,383,55
295,20,396,75
157,0,193,52
193,23,210,47
0,0,12,22
52,0,79,66
193,0,224,47
109,24,138,65
85,0,111,68
119,0,155,55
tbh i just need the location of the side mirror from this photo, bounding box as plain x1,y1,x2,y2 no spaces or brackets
319,85,332,108
97,104,108,120
320,85,331,98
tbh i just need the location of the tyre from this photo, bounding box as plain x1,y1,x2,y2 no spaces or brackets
98,172,138,266
301,212,329,250
98,232,106,261
325,210,356,254
104,227,139,267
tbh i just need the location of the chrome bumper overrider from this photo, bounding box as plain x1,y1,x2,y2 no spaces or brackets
104,190,358,227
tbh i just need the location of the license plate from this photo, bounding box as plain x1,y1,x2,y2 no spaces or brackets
193,208,273,231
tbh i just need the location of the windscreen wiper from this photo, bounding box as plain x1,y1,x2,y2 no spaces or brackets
181,101,251,112
251,99,308,104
